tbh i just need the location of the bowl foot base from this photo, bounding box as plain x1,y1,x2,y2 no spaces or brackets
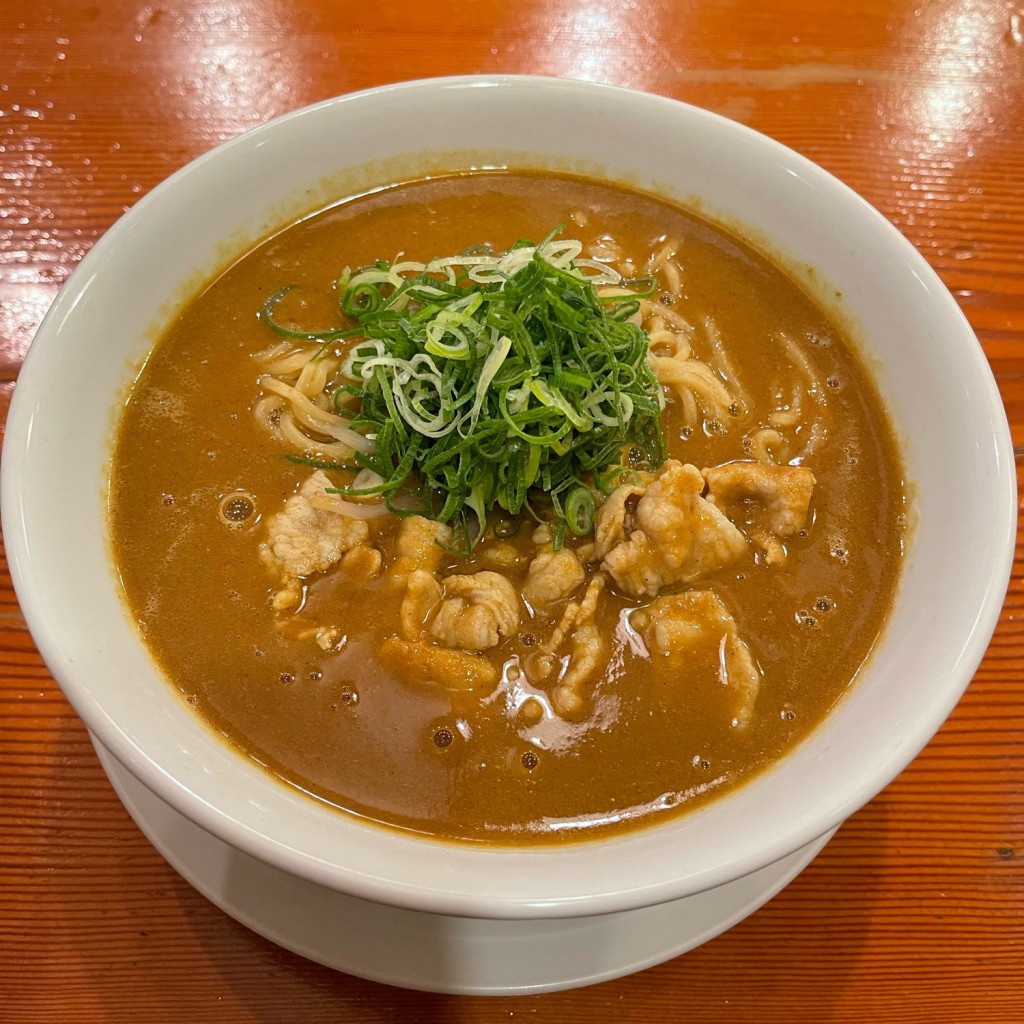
91,734,832,995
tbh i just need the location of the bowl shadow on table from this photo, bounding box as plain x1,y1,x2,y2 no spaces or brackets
189,807,888,1021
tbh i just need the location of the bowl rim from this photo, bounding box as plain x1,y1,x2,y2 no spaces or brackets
2,73,1016,919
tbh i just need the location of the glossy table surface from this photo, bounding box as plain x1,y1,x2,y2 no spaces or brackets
1,2,1022,1020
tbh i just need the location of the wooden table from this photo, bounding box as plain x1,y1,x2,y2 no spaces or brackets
2,2,1021,1020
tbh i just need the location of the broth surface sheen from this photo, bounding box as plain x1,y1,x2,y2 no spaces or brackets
109,171,906,844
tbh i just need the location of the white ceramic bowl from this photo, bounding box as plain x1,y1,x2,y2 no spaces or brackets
2,76,1015,923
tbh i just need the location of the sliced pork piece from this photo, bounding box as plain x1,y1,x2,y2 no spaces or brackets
339,544,383,586
702,461,815,566
633,590,761,729
259,470,372,609
378,636,498,691
592,477,650,558
538,575,607,718
389,515,453,587
399,568,444,640
596,460,747,598
428,571,521,651
522,547,586,608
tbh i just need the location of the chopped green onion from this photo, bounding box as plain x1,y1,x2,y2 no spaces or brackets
564,485,596,535
284,454,361,472
265,233,666,543
493,517,522,539
262,285,354,341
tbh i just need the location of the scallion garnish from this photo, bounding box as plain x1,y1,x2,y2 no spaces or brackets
284,454,361,472
266,234,666,546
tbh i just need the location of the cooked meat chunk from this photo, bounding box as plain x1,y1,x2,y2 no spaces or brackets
260,471,370,578
429,571,521,650
595,460,746,598
522,547,586,608
314,626,342,651
552,622,604,718
592,477,648,560
339,544,383,586
633,590,761,729
545,573,605,653
531,524,554,545
378,636,498,691
481,542,523,570
259,470,370,609
703,462,815,566
389,515,452,586
400,569,443,640
530,574,607,718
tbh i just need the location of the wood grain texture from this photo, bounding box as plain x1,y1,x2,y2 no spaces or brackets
1,1,1022,1020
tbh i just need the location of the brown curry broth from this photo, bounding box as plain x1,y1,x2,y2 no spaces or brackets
109,171,904,843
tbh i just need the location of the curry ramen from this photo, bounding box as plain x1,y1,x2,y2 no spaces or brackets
109,171,906,843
